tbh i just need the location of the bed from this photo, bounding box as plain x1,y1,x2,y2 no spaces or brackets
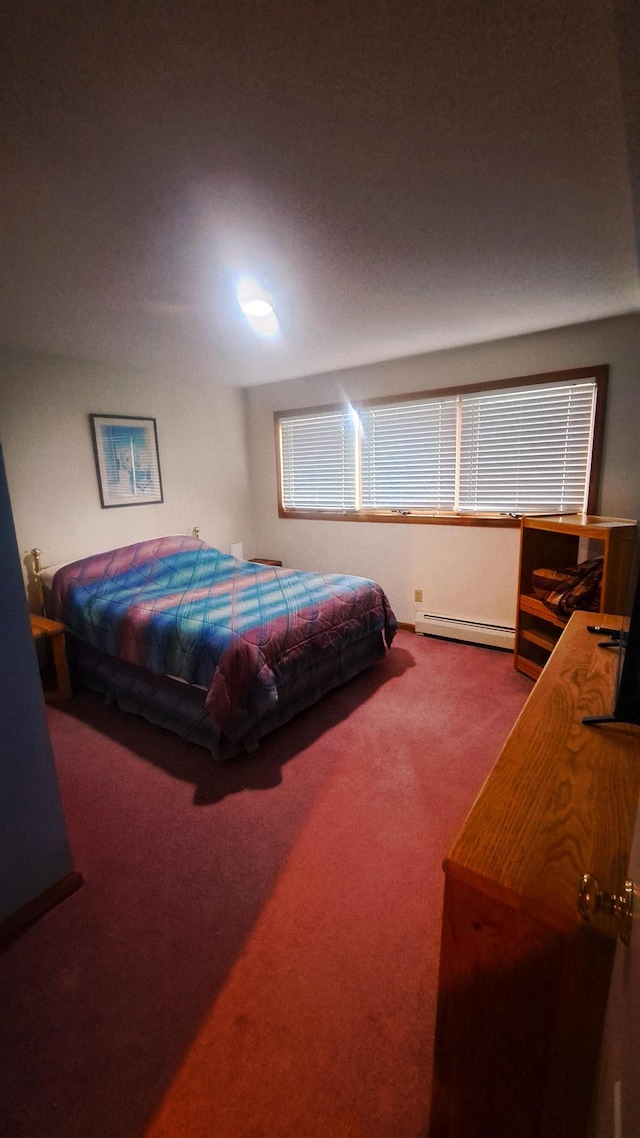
38,535,397,760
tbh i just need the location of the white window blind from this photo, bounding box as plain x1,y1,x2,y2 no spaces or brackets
277,373,601,516
359,397,458,509
458,379,597,513
280,409,357,510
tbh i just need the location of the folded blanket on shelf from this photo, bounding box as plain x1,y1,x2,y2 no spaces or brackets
532,556,603,617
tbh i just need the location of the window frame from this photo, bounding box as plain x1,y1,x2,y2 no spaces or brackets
274,365,608,527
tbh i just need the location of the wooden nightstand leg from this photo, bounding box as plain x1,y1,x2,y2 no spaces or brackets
46,631,72,702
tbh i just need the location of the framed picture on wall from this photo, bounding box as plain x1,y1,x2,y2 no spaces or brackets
89,414,164,508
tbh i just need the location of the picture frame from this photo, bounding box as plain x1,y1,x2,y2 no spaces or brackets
89,414,164,508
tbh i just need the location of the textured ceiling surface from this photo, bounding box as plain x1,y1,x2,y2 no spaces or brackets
2,0,638,386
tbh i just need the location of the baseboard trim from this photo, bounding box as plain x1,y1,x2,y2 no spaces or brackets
0,871,83,950
397,621,415,632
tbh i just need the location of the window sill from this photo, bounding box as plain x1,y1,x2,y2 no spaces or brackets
277,509,521,528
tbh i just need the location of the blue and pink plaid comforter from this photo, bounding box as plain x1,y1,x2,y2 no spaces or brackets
50,536,397,743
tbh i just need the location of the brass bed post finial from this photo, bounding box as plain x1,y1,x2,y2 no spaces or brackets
193,526,200,538
31,548,45,614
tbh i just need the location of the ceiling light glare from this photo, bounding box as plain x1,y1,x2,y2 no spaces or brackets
246,310,280,337
241,297,274,318
236,276,280,337
348,402,364,437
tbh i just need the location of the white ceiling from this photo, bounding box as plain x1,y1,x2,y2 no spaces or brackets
2,0,639,387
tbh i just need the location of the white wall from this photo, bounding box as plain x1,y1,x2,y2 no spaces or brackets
1,316,637,630
245,315,640,626
0,347,256,576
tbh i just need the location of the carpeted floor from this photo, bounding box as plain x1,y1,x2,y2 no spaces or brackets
0,631,531,1137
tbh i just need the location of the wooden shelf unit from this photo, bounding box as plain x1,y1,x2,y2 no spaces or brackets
515,514,637,679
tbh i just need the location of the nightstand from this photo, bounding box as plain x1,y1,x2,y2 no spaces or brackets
29,614,72,702
249,558,283,566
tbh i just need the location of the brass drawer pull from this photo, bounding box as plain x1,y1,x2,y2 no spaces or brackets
578,873,634,945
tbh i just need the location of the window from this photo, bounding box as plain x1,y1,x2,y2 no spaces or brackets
457,379,599,513
276,367,607,523
279,408,357,510
359,396,458,510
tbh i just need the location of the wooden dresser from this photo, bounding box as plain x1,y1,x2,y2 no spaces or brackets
429,611,640,1138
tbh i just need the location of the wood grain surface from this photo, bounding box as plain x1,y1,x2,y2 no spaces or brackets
430,612,640,1138
446,612,639,932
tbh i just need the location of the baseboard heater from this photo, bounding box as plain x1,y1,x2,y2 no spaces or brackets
415,612,515,650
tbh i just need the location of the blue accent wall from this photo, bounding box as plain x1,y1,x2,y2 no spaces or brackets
0,442,74,922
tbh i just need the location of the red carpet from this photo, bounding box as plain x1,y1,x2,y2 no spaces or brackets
0,631,531,1137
